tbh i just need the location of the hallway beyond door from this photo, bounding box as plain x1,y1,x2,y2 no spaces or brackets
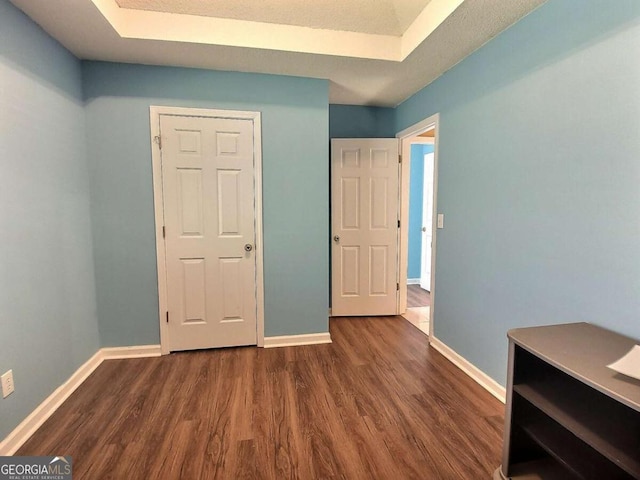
403,284,430,334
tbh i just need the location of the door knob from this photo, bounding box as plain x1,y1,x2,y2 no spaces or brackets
244,244,253,252
333,235,340,243
422,227,427,232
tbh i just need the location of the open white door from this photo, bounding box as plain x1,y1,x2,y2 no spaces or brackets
420,152,435,291
331,138,399,316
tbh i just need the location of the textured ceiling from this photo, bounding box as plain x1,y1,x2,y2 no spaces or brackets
9,0,548,106
115,0,432,36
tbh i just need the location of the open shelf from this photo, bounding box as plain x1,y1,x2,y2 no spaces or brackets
506,458,573,480
514,395,634,479
496,323,640,480
514,382,640,477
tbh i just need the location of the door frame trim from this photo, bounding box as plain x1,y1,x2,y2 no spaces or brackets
149,105,265,354
396,113,439,339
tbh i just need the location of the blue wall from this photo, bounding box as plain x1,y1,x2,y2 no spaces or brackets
396,0,640,384
407,144,434,280
82,62,330,345
329,104,395,138
0,0,100,439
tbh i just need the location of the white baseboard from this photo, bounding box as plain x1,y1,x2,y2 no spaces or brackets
407,278,421,285
263,332,332,348
0,350,102,456
429,336,506,403
0,345,161,456
101,345,162,359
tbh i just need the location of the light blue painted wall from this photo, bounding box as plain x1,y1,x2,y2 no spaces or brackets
407,144,435,280
82,62,330,345
396,0,640,385
329,104,395,138
0,0,100,439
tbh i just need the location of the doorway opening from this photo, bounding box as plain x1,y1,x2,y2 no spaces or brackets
397,114,439,338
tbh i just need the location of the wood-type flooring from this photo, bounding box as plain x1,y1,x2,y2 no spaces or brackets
18,316,504,479
408,285,431,308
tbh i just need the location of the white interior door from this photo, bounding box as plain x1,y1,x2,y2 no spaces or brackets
160,114,257,351
420,152,434,291
331,138,399,316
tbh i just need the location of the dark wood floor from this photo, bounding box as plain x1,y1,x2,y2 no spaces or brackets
18,317,503,479
408,284,431,308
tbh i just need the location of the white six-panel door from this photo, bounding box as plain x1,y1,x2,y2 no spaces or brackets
331,139,399,316
160,114,257,351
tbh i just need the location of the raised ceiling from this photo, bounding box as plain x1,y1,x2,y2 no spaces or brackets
115,0,433,36
9,0,547,106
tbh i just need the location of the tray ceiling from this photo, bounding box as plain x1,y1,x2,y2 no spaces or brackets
115,0,433,36
9,0,547,106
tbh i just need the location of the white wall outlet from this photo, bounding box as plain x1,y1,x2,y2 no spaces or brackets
2,370,15,398
437,213,444,229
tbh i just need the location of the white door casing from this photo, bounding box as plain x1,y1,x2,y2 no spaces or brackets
420,152,435,291
150,107,264,353
331,139,399,316
397,113,439,339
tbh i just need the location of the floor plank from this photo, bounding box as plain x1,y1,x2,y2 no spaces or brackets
17,316,504,479
408,284,430,308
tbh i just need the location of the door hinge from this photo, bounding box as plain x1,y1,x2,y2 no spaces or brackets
398,220,401,228
397,282,400,291
399,155,402,164
166,311,169,323
154,135,162,150
162,226,166,238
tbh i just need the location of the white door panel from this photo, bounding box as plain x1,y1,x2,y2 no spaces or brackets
420,152,434,291
161,115,257,351
331,139,399,316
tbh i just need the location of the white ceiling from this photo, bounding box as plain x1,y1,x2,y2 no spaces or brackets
9,0,547,106
115,0,433,36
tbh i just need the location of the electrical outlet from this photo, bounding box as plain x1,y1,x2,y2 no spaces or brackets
2,370,15,398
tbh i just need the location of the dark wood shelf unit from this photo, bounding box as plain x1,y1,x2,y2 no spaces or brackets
514,381,640,477
503,458,575,480
494,323,640,480
514,394,634,480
